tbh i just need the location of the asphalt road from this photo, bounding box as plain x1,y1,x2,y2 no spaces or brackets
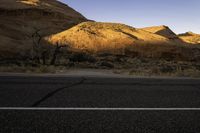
0,75,200,133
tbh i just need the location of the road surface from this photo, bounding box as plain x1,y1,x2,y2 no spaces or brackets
0,75,200,133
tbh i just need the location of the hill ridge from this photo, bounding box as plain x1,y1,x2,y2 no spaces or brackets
0,0,88,58
46,22,174,53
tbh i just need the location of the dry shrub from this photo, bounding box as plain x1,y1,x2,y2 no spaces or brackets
69,52,96,63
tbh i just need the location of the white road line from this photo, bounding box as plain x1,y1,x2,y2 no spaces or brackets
0,107,200,111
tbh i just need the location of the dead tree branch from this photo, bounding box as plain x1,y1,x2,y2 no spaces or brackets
31,28,47,65
50,43,67,65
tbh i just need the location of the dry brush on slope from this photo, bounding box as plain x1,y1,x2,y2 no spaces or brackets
178,32,200,45
0,0,200,77
46,22,200,61
0,0,87,62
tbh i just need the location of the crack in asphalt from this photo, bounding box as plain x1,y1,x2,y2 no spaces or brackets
31,77,86,107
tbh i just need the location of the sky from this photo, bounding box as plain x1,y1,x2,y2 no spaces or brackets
59,0,200,34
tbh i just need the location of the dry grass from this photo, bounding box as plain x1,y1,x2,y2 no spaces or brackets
132,70,200,78
179,32,200,44
46,22,200,61
127,59,200,78
46,22,171,52
0,65,59,73
141,25,177,39
18,0,39,6
1,65,71,74
0,0,87,58
0,59,200,78
128,67,200,78
0,0,199,79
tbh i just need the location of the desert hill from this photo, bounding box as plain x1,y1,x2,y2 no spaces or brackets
0,0,200,65
0,0,87,58
45,22,200,61
141,25,186,44
141,25,177,39
178,32,200,44
46,22,175,53
0,0,86,19
0,1,199,76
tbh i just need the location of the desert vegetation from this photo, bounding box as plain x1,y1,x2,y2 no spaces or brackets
179,32,200,45
1,42,200,77
1,21,200,77
0,0,200,77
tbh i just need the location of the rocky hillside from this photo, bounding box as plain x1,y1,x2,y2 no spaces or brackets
141,25,185,44
0,0,200,65
46,22,175,53
179,32,200,44
141,25,177,38
0,0,87,58
45,22,200,61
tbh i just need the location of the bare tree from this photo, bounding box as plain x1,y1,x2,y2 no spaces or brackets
31,28,47,65
31,28,68,65
50,43,67,65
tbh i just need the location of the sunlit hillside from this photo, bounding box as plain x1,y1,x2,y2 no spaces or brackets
0,1,200,76
141,25,177,38
45,22,200,61
0,0,87,58
46,22,174,52
141,25,186,44
179,32,200,44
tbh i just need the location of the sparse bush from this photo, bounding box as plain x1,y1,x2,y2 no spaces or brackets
98,61,114,68
160,52,177,61
159,65,175,73
69,52,96,62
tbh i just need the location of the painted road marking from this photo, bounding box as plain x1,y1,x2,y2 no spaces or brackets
0,107,200,111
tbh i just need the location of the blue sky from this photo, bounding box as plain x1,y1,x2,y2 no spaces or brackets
59,0,200,34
